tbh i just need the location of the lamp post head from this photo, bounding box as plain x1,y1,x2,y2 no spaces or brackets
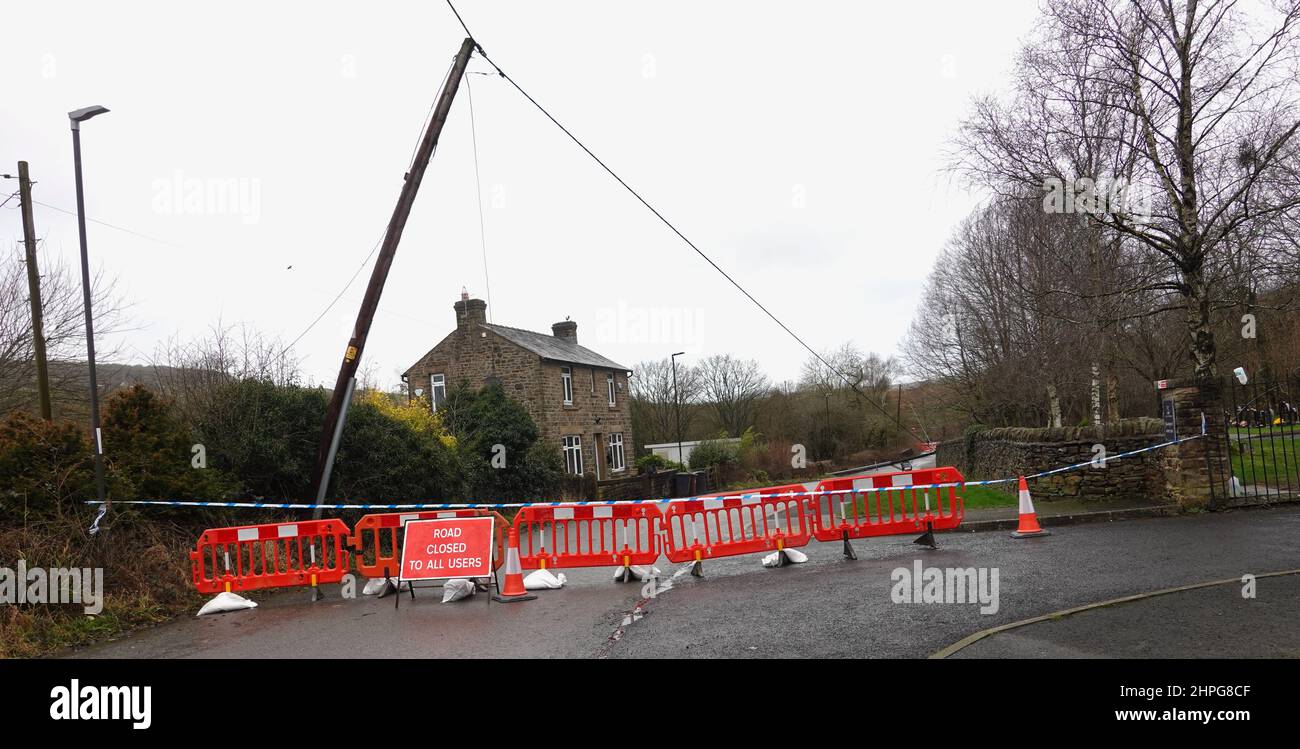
671,351,685,359
69,105,110,130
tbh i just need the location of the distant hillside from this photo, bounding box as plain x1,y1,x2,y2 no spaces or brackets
2,361,204,420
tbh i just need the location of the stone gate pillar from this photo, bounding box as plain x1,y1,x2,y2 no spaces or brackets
1159,378,1229,509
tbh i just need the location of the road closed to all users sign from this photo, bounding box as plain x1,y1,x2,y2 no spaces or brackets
398,517,495,581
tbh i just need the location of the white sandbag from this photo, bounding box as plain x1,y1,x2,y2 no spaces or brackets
362,577,399,596
523,569,567,590
761,548,808,568
441,578,477,603
196,591,258,616
612,565,660,581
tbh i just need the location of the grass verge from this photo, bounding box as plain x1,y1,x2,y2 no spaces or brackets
1230,432,1300,486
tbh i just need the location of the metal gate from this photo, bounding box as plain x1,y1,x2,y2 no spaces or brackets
1213,374,1300,506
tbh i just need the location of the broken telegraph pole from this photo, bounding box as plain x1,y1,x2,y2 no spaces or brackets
309,37,477,514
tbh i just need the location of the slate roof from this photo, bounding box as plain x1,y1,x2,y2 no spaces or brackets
481,323,630,372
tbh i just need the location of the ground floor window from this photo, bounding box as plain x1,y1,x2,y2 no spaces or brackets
562,435,584,475
605,433,626,473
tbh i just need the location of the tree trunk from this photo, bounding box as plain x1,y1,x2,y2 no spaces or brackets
1245,289,1270,382
1090,361,1103,425
1184,267,1218,382
1047,383,1062,428
1106,370,1120,424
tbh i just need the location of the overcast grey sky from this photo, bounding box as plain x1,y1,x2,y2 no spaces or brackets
2,1,1041,389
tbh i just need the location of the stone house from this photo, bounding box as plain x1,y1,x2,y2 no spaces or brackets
402,294,635,481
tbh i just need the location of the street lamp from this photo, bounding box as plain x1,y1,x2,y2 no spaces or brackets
69,104,110,514
824,391,832,459
671,351,685,467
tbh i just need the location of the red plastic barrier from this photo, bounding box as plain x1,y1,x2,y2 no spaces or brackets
662,484,814,563
514,504,662,570
809,467,964,541
348,509,507,579
190,519,351,594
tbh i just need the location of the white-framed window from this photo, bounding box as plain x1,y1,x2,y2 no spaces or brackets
430,373,446,409
561,366,573,405
562,435,583,475
606,433,626,472
607,372,616,407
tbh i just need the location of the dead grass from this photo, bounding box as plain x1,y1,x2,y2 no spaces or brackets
0,511,207,658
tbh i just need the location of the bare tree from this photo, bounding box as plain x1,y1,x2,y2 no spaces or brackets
954,0,1300,381
629,357,701,445
696,354,770,436
800,343,896,401
150,321,301,426
0,248,127,416
904,195,1134,426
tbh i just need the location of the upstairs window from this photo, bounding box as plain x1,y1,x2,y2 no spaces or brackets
561,366,573,405
430,373,446,409
607,372,616,407
562,435,584,475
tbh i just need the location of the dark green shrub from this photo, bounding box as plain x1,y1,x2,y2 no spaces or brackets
446,382,564,500
689,437,739,470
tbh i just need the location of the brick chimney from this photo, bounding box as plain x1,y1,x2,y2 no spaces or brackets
454,295,487,329
552,319,577,343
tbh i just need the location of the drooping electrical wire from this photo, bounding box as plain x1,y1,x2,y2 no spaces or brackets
281,235,383,353
408,58,456,173
445,1,924,442
465,70,494,322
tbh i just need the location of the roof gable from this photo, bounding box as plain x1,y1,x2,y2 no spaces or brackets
402,329,458,378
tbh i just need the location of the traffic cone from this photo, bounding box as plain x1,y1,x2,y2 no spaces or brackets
1011,476,1051,538
493,527,537,602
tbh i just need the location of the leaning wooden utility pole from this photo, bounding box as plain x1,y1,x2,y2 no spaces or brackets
17,161,53,420
309,37,477,515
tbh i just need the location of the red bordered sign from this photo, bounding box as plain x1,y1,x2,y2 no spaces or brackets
398,516,495,581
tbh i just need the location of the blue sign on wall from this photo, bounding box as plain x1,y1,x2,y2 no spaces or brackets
1161,398,1177,441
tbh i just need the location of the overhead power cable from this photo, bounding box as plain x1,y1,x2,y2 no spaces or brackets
32,200,181,247
32,194,380,365
445,1,924,442
282,235,383,354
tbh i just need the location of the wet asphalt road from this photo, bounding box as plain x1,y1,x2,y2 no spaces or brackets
70,506,1300,659
951,573,1300,658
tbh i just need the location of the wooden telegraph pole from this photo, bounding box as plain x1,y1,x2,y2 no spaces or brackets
17,161,53,420
309,37,478,514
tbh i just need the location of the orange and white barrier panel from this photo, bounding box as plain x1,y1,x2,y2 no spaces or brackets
809,467,964,544
190,519,351,595
514,504,662,571
662,483,813,569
